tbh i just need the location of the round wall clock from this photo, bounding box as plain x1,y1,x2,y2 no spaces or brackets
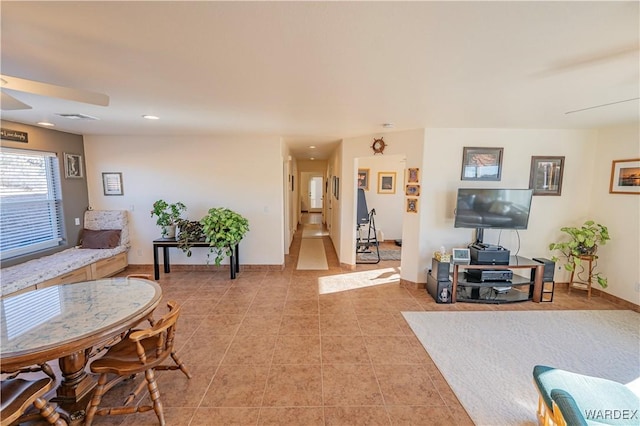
371,137,386,155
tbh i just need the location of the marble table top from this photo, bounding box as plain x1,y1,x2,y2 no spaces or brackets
1,278,161,360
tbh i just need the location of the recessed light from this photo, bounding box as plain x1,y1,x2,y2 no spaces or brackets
309,145,316,149
142,115,159,120
37,121,55,127
310,157,315,160
383,123,395,128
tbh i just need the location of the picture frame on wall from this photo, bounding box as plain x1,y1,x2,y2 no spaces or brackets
377,172,396,194
609,158,640,194
406,198,418,213
407,168,420,183
460,147,503,181
102,172,124,196
357,168,369,190
529,156,565,196
64,153,84,179
405,184,420,196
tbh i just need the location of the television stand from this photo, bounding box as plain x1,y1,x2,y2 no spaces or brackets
451,255,544,304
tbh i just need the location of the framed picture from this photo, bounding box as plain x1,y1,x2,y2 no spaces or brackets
357,168,370,190
332,176,340,200
406,198,418,213
529,156,565,196
63,153,84,179
610,158,640,194
102,172,124,196
377,172,396,194
405,184,420,196
407,168,420,183
461,147,503,181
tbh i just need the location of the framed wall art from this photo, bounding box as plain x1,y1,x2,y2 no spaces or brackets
358,168,370,190
529,156,565,196
406,198,418,213
64,153,84,179
460,147,503,181
407,168,420,183
610,158,640,194
377,172,396,194
405,184,420,196
102,172,124,196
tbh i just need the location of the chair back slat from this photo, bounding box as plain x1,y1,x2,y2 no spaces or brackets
128,301,181,366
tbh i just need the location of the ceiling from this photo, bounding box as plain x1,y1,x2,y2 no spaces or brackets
1,1,638,160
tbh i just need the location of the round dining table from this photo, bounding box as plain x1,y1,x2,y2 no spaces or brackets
0,277,162,407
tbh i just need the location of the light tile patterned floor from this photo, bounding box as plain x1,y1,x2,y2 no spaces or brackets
37,214,629,425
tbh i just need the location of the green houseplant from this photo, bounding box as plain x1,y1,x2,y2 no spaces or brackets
150,200,186,238
548,220,610,288
200,207,249,266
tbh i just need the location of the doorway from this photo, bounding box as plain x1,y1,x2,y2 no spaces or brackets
309,176,323,212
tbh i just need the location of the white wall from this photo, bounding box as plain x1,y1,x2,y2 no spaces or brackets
340,129,425,283
590,124,640,304
83,135,285,267
356,154,406,241
421,128,599,281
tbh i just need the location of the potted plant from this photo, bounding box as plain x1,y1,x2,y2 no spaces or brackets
175,218,205,257
548,220,610,288
150,200,186,238
200,207,249,266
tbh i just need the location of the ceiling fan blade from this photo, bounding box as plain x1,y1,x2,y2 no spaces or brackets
0,74,109,107
1,91,32,110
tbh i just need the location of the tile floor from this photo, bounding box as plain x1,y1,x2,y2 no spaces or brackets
42,214,630,425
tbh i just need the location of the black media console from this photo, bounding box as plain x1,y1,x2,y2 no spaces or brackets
451,254,546,304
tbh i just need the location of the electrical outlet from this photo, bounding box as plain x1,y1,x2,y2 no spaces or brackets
137,249,143,257
74,218,80,226
635,282,640,292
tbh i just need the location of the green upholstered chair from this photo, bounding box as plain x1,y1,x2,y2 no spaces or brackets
532,365,640,426
551,389,588,426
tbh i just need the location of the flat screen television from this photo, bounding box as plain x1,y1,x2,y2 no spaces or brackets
454,188,533,243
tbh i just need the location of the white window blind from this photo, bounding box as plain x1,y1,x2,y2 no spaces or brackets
0,148,64,259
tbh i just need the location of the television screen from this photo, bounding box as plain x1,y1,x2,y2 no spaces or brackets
454,188,533,230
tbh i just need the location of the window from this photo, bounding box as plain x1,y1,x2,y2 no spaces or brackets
0,148,64,259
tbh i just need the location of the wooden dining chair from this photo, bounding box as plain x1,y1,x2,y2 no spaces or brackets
1,365,68,426
84,301,191,426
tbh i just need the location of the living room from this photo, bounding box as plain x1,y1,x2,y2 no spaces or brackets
1,2,639,424
1,0,638,306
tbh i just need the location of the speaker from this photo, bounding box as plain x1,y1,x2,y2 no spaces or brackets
431,258,450,281
426,273,452,304
532,257,555,282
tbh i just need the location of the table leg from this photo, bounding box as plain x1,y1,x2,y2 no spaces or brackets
532,264,544,303
230,250,236,280
235,244,240,273
163,246,170,273
153,244,160,280
53,348,95,405
451,266,459,303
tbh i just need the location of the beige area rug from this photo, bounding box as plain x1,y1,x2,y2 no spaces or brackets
296,238,328,270
402,310,640,426
301,223,327,238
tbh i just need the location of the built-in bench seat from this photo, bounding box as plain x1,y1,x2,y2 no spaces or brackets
1,210,130,297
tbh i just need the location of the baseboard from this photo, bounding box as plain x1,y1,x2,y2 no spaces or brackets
400,278,422,289
128,263,285,272
554,282,639,312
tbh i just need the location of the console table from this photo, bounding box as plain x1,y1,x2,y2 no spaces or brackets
452,256,544,303
152,238,239,280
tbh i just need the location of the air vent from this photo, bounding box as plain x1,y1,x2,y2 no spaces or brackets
56,113,99,120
